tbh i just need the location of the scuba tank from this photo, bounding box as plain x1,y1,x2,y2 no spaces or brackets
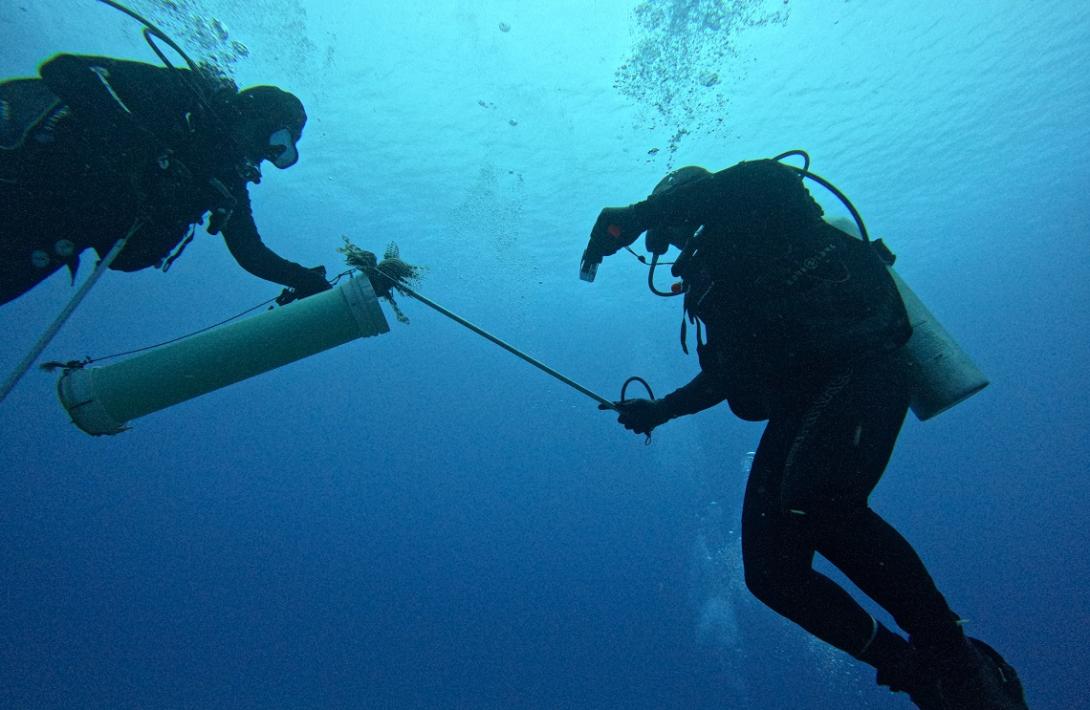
886,265,988,420
826,217,988,420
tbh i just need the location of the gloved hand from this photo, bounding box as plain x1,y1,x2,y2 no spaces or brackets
580,204,648,282
587,205,647,258
276,265,331,305
292,265,332,298
599,398,672,436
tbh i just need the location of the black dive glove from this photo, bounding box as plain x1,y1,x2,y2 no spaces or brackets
600,398,673,436
276,265,331,305
580,204,648,281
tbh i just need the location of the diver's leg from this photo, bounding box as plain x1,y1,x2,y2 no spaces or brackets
820,510,1028,707
741,408,884,657
818,508,963,647
782,358,1027,708
775,357,959,641
742,364,945,706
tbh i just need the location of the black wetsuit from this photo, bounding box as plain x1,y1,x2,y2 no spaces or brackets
640,160,965,661
0,54,320,305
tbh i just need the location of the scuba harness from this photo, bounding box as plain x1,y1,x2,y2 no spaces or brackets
600,150,986,424
642,151,874,294
90,2,256,266
591,151,910,428
631,150,895,356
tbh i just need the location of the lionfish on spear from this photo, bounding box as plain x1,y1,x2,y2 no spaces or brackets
338,237,424,324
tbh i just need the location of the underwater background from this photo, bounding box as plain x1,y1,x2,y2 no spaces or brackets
1,1,1088,708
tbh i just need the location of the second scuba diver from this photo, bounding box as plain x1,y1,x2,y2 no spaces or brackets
581,157,1029,710
0,53,331,306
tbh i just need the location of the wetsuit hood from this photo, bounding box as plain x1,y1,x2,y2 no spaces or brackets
230,85,306,169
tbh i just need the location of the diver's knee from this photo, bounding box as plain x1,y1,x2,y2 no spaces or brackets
742,565,776,606
742,554,800,610
778,495,865,533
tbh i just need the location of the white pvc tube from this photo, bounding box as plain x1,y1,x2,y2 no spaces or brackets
58,276,388,435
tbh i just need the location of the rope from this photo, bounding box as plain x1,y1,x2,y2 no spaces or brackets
43,269,355,368
76,297,276,365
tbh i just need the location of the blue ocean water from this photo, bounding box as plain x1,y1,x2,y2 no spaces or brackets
1,1,1087,708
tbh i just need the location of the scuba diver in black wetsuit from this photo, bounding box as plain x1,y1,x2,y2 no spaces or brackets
0,53,331,307
580,159,1029,709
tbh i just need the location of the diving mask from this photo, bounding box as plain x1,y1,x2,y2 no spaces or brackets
266,127,299,169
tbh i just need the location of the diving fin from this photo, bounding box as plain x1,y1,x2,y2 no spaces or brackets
933,637,1030,710
968,638,1028,709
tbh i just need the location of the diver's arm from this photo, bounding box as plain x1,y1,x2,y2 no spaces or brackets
628,177,714,233
586,159,822,275
630,159,819,234
222,189,312,285
221,188,330,294
609,369,727,436
584,166,727,264
658,369,729,419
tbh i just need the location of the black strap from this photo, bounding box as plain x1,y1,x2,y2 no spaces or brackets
159,223,196,272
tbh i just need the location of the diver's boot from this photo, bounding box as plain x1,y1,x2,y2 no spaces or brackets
874,646,944,709
926,636,1029,710
861,622,944,709
877,662,944,708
